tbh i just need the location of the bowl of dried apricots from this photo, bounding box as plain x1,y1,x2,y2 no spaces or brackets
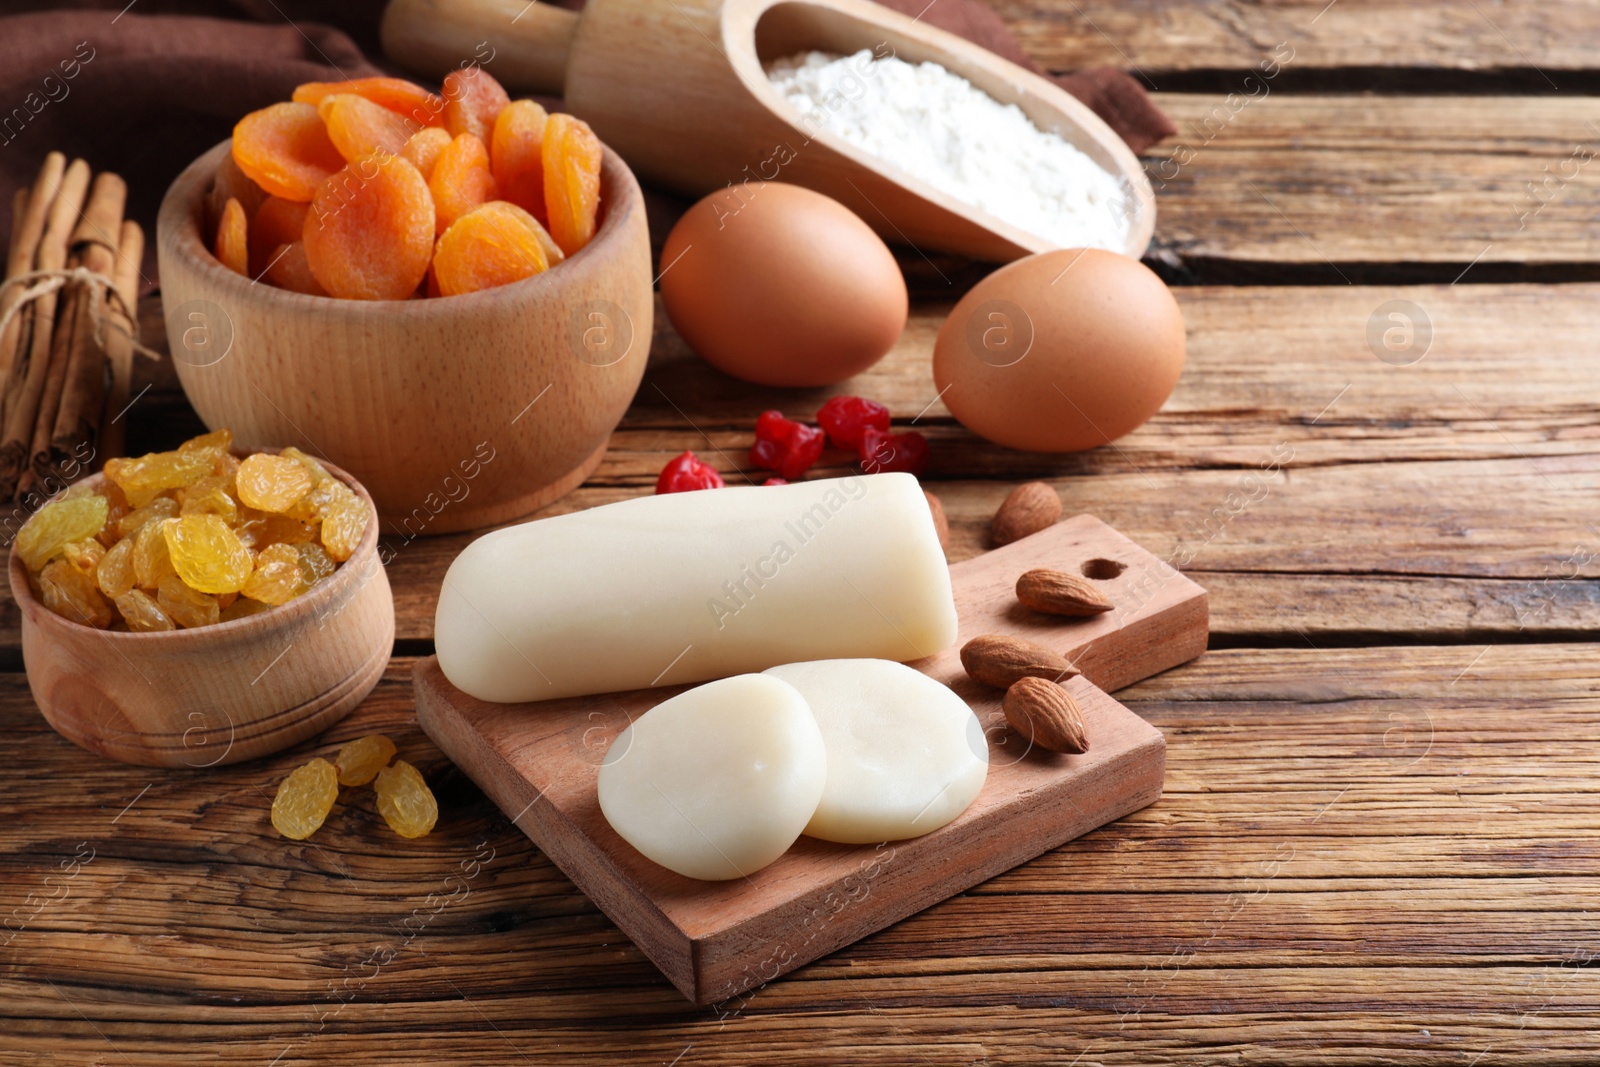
155,68,653,535
8,429,395,768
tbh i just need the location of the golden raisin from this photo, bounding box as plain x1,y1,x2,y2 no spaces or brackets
39,560,113,628
236,453,314,513
236,508,316,551
59,539,105,577
95,536,136,599
116,495,181,539
374,760,437,838
319,481,370,562
221,596,273,622
164,514,253,594
133,520,178,589
16,495,110,571
271,757,340,839
241,543,307,606
297,542,337,586
334,734,396,786
157,574,220,629
115,589,175,632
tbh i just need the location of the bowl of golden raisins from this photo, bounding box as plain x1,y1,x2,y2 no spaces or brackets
9,429,394,768
155,68,654,537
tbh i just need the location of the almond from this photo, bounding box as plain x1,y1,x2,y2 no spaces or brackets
923,489,950,552
959,634,1079,689
991,481,1061,546
1016,567,1113,617
1003,677,1089,754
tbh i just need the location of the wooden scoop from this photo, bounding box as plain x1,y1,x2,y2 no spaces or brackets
381,0,1154,262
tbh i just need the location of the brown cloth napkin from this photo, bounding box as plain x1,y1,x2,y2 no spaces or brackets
0,1,1172,285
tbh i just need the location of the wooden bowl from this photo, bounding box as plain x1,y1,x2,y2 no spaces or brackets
156,140,653,535
9,460,394,767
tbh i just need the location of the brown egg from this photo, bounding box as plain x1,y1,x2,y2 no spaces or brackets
659,182,907,387
932,249,1185,452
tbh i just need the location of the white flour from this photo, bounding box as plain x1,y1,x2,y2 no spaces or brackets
765,50,1132,251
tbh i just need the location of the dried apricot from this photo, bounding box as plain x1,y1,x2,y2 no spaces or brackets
400,127,451,182
441,66,510,143
39,560,113,629
542,113,602,256
433,201,549,296
215,197,249,276
292,77,443,128
334,734,396,786
16,494,110,571
490,99,549,220
249,197,310,275
157,574,220,628
262,242,327,296
271,757,340,839
208,151,267,233
115,589,175,632
374,759,437,838
304,153,434,300
429,132,499,236
319,93,416,164
236,453,314,513
164,514,253,594
232,101,346,202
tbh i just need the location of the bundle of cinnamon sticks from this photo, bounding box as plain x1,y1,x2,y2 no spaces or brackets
0,151,143,505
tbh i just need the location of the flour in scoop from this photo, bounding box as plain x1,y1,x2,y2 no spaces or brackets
766,50,1133,251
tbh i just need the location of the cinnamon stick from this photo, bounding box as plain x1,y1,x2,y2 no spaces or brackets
24,247,81,494
0,152,65,453
0,157,88,498
43,171,125,482
0,187,30,386
99,219,143,465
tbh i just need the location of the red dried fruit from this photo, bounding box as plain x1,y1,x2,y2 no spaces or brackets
762,478,788,486
817,395,891,450
655,451,725,494
749,410,825,481
860,427,929,476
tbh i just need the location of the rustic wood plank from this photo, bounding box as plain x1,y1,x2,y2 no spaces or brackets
5,643,1600,1062
1145,95,1600,268
999,0,1600,79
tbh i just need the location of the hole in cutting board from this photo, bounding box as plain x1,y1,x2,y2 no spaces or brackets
1081,558,1126,580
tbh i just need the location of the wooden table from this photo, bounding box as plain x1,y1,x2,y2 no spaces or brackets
8,4,1600,1062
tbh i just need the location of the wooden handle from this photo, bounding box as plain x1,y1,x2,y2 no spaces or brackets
380,0,580,96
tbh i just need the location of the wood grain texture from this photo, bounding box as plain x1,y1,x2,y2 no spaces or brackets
1146,95,1600,268
6,643,1600,1062
414,516,1204,1002
997,0,1600,77
381,0,1155,261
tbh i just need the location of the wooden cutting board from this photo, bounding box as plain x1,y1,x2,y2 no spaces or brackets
414,514,1207,1003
